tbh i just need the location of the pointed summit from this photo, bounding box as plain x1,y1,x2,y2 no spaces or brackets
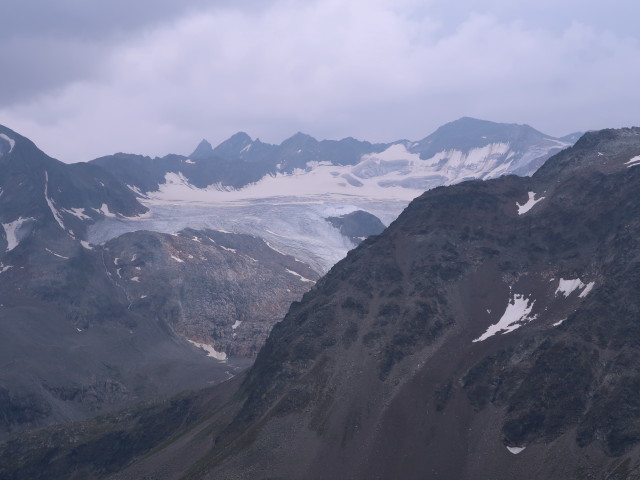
189,139,215,160
212,132,254,158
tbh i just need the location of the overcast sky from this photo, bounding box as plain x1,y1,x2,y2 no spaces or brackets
1,0,639,162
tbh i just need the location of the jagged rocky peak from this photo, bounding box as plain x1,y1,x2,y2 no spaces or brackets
189,139,215,160
211,132,254,158
412,116,564,155
281,131,318,149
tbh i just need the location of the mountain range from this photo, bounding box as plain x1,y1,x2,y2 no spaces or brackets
2,125,639,479
0,117,587,457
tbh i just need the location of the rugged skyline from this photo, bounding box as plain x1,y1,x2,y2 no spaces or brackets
1,0,639,162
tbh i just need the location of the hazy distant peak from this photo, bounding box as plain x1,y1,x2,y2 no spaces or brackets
189,139,214,160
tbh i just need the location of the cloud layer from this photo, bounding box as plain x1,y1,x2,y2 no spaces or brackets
1,0,639,162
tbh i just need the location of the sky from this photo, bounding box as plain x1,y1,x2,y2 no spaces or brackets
1,0,639,163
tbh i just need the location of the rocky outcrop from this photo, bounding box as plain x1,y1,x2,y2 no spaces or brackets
102,228,319,357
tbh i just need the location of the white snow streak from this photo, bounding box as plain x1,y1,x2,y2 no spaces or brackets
232,320,242,330
187,339,227,361
625,155,640,168
517,192,545,215
0,133,15,153
63,207,91,220
170,255,184,263
579,282,595,298
45,248,69,259
44,172,66,231
285,268,315,283
473,291,536,342
0,263,12,273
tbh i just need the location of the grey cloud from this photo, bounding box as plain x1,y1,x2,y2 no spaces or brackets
0,0,269,107
1,0,639,162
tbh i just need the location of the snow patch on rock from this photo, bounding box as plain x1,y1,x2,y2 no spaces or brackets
507,446,526,455
285,268,315,283
555,278,595,298
517,192,545,215
2,217,34,252
187,339,227,361
625,155,640,168
473,291,536,342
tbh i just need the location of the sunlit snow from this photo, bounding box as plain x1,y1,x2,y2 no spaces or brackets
517,192,545,215
232,320,242,330
170,255,184,263
473,291,536,342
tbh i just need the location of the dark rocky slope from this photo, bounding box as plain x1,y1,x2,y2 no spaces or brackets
2,127,640,480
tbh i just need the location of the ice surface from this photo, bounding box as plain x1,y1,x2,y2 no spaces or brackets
187,339,227,361
2,217,34,252
473,291,536,342
517,192,545,215
88,139,533,275
0,133,15,153
88,199,402,274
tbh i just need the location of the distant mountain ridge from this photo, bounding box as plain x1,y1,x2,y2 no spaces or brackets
91,117,579,199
